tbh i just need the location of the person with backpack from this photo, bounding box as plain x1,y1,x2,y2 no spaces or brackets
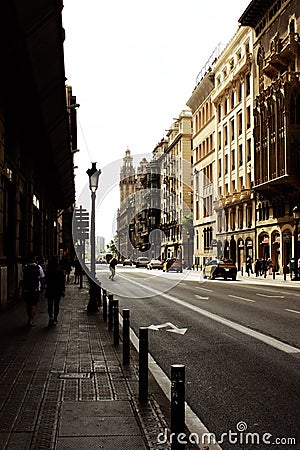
45,256,65,326
20,252,45,326
108,256,118,280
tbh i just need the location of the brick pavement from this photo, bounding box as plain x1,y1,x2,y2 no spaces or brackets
0,277,174,450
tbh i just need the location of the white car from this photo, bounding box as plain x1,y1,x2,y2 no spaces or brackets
135,257,150,268
147,259,163,270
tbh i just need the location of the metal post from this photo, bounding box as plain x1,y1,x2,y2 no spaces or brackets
273,267,276,279
91,190,96,278
108,294,113,331
171,364,185,450
139,327,148,402
123,309,130,365
87,276,99,313
113,299,119,346
293,216,299,280
102,290,107,322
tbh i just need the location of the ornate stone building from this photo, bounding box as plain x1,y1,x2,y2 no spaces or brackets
210,26,256,270
239,0,300,271
187,51,217,269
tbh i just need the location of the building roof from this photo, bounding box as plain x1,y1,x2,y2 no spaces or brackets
239,0,275,27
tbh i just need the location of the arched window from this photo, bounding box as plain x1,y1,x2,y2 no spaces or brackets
290,90,300,125
289,19,295,33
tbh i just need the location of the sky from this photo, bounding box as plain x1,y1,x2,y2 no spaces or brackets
62,0,251,246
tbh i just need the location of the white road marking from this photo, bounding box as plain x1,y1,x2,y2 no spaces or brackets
120,314,222,450
285,309,300,315
256,293,285,298
196,286,213,292
119,276,300,354
228,295,256,303
195,295,209,300
148,322,187,335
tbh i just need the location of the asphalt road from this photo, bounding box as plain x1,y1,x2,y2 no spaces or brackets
96,265,300,449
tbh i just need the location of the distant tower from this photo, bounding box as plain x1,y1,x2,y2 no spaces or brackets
119,149,136,203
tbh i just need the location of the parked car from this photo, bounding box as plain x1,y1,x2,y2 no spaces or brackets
123,259,133,266
163,258,182,273
147,259,163,270
203,258,237,280
135,257,150,268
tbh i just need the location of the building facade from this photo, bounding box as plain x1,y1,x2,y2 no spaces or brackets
187,55,217,269
240,0,300,271
0,1,76,309
160,110,194,266
210,26,256,270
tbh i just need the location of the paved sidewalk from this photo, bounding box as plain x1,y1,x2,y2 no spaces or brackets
0,277,173,450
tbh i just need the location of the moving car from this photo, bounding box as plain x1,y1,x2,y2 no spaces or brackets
147,259,163,270
163,258,182,273
123,259,133,266
135,257,150,268
203,258,237,280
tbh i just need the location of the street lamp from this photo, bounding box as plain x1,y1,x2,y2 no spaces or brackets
293,206,300,281
86,162,101,313
86,162,101,277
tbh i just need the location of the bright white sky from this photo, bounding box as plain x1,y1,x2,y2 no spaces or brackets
62,0,251,246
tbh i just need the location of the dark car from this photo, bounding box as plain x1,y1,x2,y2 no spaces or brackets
163,258,182,273
135,257,150,268
203,258,237,280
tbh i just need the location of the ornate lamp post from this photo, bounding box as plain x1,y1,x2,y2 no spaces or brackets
86,163,101,313
293,206,300,281
86,162,101,277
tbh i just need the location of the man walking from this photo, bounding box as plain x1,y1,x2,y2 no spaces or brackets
109,256,118,280
20,252,45,326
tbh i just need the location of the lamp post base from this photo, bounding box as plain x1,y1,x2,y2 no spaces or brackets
86,277,101,313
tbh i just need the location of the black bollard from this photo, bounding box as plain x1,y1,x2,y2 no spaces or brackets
123,309,130,365
108,294,113,331
139,327,148,402
113,299,119,346
102,290,107,322
273,267,276,279
86,277,99,313
171,364,185,450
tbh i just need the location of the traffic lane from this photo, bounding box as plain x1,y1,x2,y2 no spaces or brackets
166,280,300,349
117,293,300,450
96,266,190,298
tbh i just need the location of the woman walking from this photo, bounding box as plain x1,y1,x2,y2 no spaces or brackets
45,256,65,326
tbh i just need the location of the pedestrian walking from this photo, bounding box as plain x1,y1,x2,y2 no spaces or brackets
74,257,82,284
108,256,118,280
267,258,273,276
60,254,72,282
261,258,268,278
254,258,261,277
20,252,45,326
45,256,65,326
246,256,253,276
